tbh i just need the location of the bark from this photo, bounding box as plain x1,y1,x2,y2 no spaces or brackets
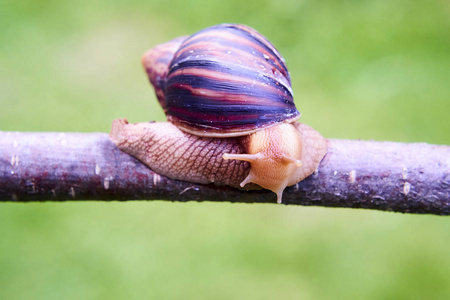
0,131,449,215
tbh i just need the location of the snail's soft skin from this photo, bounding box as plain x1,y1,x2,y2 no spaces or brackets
110,119,327,203
110,24,327,203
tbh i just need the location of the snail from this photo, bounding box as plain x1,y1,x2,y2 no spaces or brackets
110,24,327,203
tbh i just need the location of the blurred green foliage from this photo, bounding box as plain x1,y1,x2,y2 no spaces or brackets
0,0,449,299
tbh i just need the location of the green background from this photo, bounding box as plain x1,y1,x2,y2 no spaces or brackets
1,0,449,299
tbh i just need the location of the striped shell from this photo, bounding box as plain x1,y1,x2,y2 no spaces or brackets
142,24,300,137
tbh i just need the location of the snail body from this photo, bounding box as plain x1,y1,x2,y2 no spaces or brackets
110,24,327,203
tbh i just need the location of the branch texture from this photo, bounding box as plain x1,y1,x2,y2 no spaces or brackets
0,131,449,215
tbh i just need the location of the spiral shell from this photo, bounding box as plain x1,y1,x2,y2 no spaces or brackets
144,24,300,137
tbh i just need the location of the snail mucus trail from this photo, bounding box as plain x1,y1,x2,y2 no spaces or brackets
110,24,327,203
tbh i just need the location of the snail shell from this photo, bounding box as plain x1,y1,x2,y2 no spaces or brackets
113,24,327,203
143,23,300,137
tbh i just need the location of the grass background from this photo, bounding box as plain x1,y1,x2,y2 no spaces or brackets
1,0,449,299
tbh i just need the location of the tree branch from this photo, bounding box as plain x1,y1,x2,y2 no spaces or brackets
0,131,449,215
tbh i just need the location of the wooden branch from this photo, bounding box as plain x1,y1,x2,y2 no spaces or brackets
0,131,449,215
